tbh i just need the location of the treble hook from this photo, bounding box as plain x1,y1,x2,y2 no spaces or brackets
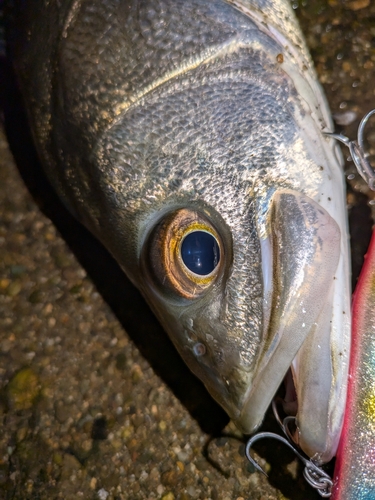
271,398,297,444
326,109,375,191
245,432,333,498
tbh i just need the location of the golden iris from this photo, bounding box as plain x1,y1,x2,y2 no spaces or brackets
145,209,223,299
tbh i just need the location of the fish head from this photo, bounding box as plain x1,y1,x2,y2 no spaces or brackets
81,78,347,462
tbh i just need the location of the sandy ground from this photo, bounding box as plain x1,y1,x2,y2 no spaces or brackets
1,1,375,499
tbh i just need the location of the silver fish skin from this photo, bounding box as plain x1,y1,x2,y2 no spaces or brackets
6,0,351,463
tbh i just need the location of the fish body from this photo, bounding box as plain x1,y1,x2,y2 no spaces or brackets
6,0,351,463
333,229,375,499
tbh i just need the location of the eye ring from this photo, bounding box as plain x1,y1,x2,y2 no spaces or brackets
144,209,224,300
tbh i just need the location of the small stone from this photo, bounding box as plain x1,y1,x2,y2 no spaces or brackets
121,424,134,439
70,284,82,294
286,459,298,480
82,439,93,452
97,488,109,500
131,364,143,383
54,253,71,268
110,439,122,451
177,450,190,462
60,454,81,481
342,61,351,72
54,401,71,423
131,482,141,494
186,486,196,497
6,368,40,411
48,317,56,327
26,479,33,494
0,278,10,289
102,472,120,489
43,303,53,315
156,484,165,495
1,339,13,353
161,493,174,500
161,470,178,487
139,470,148,482
347,0,370,10
7,280,22,296
248,473,259,487
53,453,63,466
90,477,97,490
10,265,26,276
364,60,374,70
16,427,28,442
44,231,55,241
332,110,357,126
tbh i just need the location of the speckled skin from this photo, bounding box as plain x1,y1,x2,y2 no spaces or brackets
333,230,375,499
6,0,351,462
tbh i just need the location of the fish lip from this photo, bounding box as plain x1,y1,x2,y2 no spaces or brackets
231,190,344,446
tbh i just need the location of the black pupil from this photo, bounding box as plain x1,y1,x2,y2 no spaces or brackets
181,231,220,276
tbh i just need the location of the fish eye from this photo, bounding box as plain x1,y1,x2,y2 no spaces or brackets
181,231,220,276
145,209,224,300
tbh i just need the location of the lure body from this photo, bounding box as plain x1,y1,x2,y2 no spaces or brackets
333,229,375,499
6,0,351,463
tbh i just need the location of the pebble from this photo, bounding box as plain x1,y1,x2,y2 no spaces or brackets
97,488,109,500
161,493,174,500
7,280,22,297
347,0,370,10
332,110,357,126
6,367,40,411
61,454,82,479
16,427,28,443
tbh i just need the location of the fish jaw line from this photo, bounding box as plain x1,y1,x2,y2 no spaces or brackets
292,248,351,463
233,190,342,444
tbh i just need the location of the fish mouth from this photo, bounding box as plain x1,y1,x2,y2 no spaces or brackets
233,189,347,463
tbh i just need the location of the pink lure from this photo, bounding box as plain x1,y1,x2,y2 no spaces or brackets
333,228,375,499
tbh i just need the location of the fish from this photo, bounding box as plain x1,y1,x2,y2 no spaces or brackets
5,0,351,465
332,208,375,498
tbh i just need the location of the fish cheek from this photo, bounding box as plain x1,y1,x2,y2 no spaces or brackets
175,299,252,411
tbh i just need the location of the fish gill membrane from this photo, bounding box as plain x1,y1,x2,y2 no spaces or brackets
5,0,351,464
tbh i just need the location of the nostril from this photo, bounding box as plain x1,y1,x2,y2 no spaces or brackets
193,342,206,356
